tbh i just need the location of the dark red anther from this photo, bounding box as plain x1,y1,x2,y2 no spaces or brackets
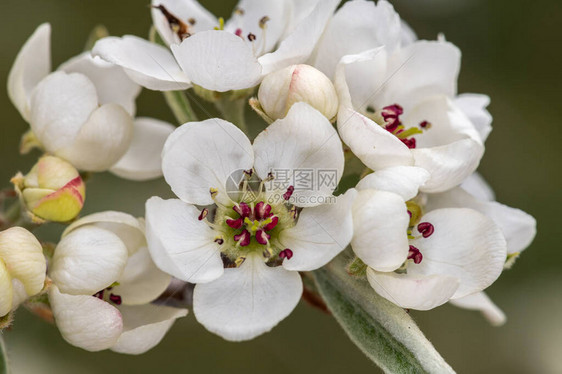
279,248,293,260
233,202,251,218
407,245,423,264
235,28,243,37
93,290,104,299
263,216,279,231
400,137,416,149
248,33,256,41
214,238,224,245
234,230,251,246
198,208,209,221
255,201,272,220
419,120,431,129
283,186,295,201
255,230,270,245
226,218,243,229
381,104,403,118
417,222,435,238
407,210,412,218
109,294,122,305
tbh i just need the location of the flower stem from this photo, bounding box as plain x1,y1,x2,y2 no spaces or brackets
215,99,248,133
164,90,198,125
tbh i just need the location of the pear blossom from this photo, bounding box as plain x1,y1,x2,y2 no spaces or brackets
8,23,175,179
48,211,186,354
334,41,486,193
350,167,508,310
92,0,340,92
145,103,355,341
0,227,45,317
426,172,536,324
12,155,85,223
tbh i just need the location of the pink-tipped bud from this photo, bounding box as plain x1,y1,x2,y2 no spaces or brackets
12,156,85,222
258,64,338,121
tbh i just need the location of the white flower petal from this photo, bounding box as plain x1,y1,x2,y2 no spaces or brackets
171,30,262,91
162,118,254,205
0,262,13,317
454,93,492,143
55,103,134,172
335,52,414,170
409,208,507,298
29,71,98,153
194,254,302,341
49,285,123,352
400,20,417,46
259,0,340,75
64,211,146,255
351,190,409,271
279,189,357,271
380,41,461,111
92,36,191,91
59,53,141,116
312,0,401,79
367,268,459,310
449,292,506,326
225,0,291,55
50,226,128,295
111,304,188,355
460,172,495,201
0,227,45,297
8,23,51,121
425,187,536,254
110,117,175,181
356,166,429,200
151,0,218,45
145,197,224,283
113,246,171,305
253,102,344,207
407,96,484,192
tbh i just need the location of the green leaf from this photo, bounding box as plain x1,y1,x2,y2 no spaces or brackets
148,26,198,125
0,335,10,374
313,253,454,374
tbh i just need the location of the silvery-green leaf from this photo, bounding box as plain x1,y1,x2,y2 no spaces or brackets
313,252,454,374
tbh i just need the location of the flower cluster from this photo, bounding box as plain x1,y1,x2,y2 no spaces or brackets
1,0,536,368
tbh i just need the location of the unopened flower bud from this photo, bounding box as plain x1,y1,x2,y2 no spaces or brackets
12,156,86,222
0,227,46,317
257,64,338,121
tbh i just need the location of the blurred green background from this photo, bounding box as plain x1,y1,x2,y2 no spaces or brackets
1,0,560,373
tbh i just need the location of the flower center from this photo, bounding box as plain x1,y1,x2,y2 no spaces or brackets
199,173,298,268
93,283,122,305
365,104,431,149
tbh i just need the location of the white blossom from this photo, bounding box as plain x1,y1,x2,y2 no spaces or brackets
0,227,45,316
145,103,355,341
351,167,508,310
48,211,186,354
8,24,175,179
92,0,340,92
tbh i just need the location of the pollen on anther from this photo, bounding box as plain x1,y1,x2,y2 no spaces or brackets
248,33,256,42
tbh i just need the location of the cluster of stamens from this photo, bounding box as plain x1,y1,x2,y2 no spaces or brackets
375,104,431,149
199,173,297,268
93,285,122,305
